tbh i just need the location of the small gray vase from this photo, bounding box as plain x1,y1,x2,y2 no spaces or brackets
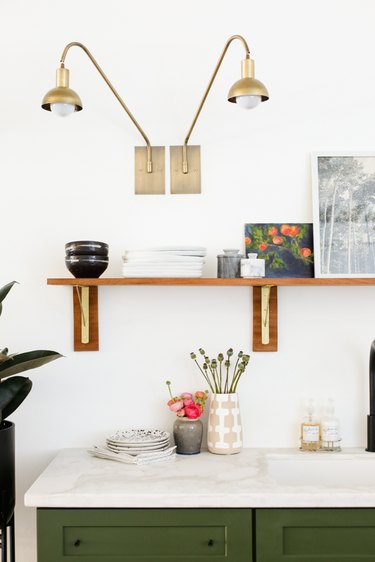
173,417,203,455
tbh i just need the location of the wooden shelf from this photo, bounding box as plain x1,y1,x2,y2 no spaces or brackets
47,277,375,286
47,277,375,352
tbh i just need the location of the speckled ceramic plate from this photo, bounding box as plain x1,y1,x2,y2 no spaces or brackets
106,438,170,449
107,429,170,445
106,443,171,455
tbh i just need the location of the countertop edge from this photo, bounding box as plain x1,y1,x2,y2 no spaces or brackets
24,447,375,509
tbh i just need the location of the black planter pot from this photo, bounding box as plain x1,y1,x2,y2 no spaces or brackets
0,421,15,527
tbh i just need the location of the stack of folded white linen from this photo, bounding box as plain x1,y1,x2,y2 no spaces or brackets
122,246,206,278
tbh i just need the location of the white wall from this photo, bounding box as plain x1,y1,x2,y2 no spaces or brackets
2,0,375,558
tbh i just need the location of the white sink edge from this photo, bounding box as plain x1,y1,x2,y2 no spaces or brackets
265,448,375,462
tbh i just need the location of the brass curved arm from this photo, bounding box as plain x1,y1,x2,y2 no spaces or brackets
60,42,152,172
182,34,251,173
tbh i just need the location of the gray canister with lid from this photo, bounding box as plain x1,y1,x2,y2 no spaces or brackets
217,249,243,278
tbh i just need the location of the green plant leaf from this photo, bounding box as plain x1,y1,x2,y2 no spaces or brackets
0,376,32,421
0,350,62,380
0,281,17,317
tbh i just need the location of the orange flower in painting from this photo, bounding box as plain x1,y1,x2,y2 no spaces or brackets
245,236,251,245
280,224,292,236
259,243,268,251
272,236,283,245
268,226,277,236
300,248,312,257
289,225,300,237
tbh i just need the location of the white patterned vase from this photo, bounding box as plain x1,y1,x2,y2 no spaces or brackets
207,393,243,455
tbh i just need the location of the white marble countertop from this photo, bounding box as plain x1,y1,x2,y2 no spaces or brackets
24,447,375,508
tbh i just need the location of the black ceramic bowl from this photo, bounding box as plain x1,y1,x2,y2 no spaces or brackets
65,255,109,278
65,240,109,257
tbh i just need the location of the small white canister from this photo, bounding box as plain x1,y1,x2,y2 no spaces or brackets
241,253,265,278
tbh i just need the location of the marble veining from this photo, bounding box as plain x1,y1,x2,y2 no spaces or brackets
24,448,375,509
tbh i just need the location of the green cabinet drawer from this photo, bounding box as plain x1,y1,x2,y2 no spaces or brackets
256,508,375,562
37,508,252,561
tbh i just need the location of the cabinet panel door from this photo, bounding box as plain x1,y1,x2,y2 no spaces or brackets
37,508,252,562
257,508,375,562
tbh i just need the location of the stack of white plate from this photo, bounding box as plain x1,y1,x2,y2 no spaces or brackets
121,246,207,278
87,429,176,466
106,429,171,455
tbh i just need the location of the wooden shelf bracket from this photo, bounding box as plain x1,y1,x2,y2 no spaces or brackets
68,282,279,353
72,286,99,351
253,285,278,352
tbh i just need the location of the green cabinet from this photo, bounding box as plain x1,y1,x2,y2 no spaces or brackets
256,508,375,562
36,507,375,561
37,508,253,562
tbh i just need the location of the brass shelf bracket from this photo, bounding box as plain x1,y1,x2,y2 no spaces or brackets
75,286,90,344
72,285,99,351
261,285,271,345
253,285,278,352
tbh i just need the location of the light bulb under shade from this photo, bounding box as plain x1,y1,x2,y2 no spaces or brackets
235,95,261,110
228,77,269,105
41,86,83,113
50,103,76,117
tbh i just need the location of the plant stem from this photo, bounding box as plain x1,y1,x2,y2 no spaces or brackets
213,366,220,393
233,356,240,372
231,356,240,391
166,381,173,399
230,369,242,393
224,364,229,393
206,362,217,392
193,359,214,392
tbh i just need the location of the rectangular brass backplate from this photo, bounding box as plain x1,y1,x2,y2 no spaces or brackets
135,146,165,195
170,145,201,194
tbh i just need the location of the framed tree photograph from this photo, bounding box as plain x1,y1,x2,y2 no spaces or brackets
312,152,375,277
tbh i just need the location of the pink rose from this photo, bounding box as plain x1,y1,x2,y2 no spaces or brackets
169,400,184,412
180,392,193,400
185,404,201,419
176,408,186,417
183,399,195,407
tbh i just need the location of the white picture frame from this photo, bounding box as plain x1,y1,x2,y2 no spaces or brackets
312,151,375,278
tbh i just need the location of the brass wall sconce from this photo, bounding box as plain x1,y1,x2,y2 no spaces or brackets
170,34,269,194
42,35,268,195
41,42,165,195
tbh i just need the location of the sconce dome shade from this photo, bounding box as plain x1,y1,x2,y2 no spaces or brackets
228,77,269,104
42,86,83,112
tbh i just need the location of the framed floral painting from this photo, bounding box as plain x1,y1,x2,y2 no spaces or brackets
312,152,375,277
244,223,314,278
